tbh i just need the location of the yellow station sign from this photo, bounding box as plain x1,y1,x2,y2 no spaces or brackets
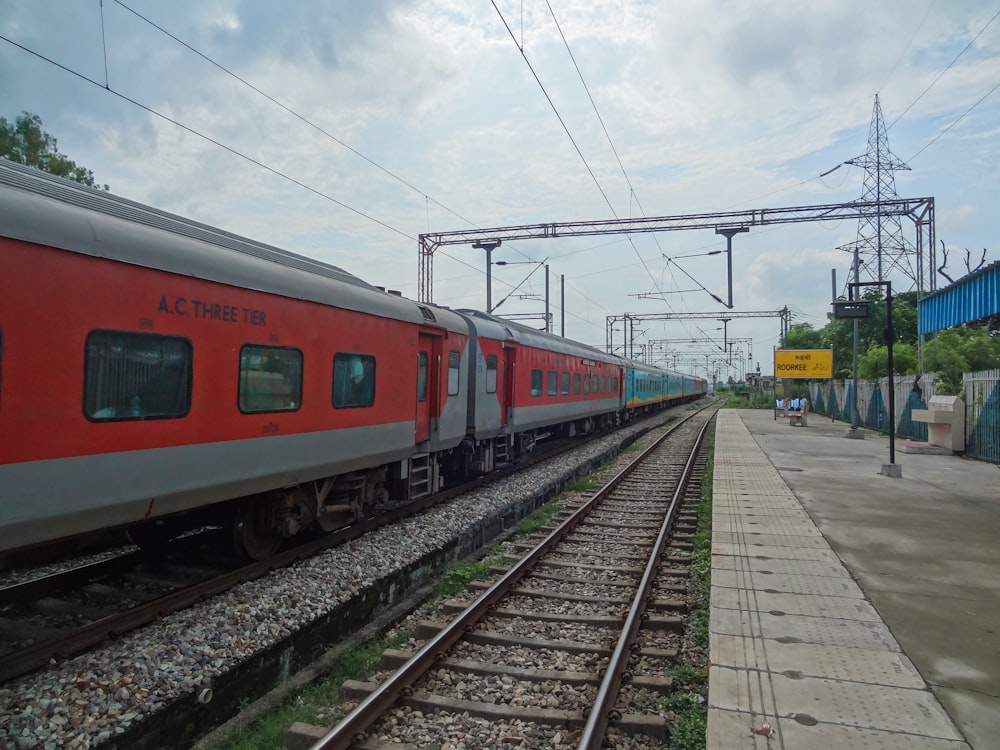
774,349,833,379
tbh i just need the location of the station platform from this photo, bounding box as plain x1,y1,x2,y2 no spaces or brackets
708,408,1000,749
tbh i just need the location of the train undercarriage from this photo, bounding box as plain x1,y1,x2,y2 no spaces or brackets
126,402,684,561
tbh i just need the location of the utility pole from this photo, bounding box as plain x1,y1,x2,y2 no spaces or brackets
472,239,501,313
715,226,749,309
560,274,565,336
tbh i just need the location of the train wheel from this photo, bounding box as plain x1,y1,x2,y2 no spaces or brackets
232,498,283,560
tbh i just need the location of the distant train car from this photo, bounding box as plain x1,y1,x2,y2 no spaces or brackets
623,359,667,414
682,373,709,399
623,358,707,417
0,158,706,561
456,310,623,471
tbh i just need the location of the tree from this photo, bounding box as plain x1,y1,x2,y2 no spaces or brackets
923,329,969,395
937,240,989,283
780,322,827,350
857,343,918,379
823,290,920,378
959,327,1000,372
0,111,107,189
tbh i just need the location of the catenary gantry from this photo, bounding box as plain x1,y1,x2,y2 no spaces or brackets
417,197,936,305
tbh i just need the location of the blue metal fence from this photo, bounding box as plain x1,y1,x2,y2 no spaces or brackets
805,370,999,464
966,370,1000,464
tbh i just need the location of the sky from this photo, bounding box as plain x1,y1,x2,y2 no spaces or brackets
3,0,999,381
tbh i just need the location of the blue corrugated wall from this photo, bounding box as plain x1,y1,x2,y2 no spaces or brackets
919,261,1000,335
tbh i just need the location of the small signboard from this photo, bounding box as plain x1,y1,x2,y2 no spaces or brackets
832,301,871,319
774,349,833,379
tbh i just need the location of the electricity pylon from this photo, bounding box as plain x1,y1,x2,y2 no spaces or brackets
844,95,919,290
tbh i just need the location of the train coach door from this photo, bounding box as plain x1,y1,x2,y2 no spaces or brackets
415,334,435,443
501,345,516,426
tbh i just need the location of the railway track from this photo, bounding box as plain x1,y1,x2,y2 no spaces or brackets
298,406,715,749
0,412,688,687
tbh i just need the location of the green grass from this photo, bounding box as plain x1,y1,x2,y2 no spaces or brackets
514,499,563,535
662,440,714,750
718,392,788,410
666,663,708,691
566,476,599,493
688,608,710,648
434,558,495,597
669,705,708,750
209,541,522,749
209,631,412,750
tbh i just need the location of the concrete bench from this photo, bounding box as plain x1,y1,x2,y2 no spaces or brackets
787,402,809,427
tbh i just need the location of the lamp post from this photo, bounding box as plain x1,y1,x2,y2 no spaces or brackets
714,226,749,309
472,239,502,313
844,280,899,477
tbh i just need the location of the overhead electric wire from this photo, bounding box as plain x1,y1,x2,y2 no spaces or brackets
490,1,668,303
879,0,937,92
2,33,414,239
493,1,723,352
725,10,1000,210
908,78,1000,162
116,0,711,339
490,2,615,214
542,0,699,332
889,6,1000,130
0,32,516,286
544,0,647,220
115,0,475,237
111,0,540,266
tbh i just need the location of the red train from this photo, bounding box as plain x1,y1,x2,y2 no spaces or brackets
0,159,705,559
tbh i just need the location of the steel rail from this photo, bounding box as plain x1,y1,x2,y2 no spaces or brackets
578,415,712,749
307,407,710,750
0,550,149,607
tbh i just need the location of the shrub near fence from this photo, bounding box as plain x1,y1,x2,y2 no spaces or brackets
805,369,1000,463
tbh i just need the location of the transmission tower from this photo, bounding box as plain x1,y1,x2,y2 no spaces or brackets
844,95,919,290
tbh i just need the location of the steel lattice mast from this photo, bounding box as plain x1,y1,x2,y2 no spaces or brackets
845,95,930,291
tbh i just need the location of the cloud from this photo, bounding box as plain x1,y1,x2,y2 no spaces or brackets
3,0,999,376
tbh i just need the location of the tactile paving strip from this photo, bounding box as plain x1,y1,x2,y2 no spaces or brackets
707,410,967,749
712,588,882,621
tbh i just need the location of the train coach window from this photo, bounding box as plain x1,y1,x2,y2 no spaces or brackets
547,370,557,396
417,352,428,402
240,345,303,413
447,350,461,396
486,354,498,394
582,375,590,394
85,331,192,421
531,369,543,397
573,373,581,394
561,372,570,395
601,376,607,393
333,352,375,408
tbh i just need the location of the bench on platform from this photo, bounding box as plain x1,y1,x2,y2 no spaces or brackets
787,400,809,427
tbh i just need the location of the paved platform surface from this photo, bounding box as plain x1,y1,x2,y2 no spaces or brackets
708,409,1000,749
